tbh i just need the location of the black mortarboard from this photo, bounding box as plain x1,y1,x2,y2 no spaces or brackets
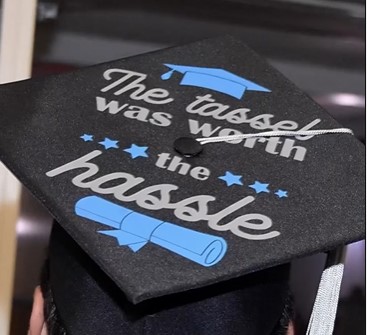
0,36,364,334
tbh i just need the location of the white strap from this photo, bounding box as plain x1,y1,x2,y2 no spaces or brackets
306,248,346,335
306,263,344,335
197,128,354,145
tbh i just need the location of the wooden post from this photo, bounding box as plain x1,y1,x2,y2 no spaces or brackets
0,0,37,334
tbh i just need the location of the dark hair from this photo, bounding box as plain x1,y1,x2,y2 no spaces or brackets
40,260,294,335
272,288,295,335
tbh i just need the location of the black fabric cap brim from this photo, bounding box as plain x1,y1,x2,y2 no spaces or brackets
49,222,291,335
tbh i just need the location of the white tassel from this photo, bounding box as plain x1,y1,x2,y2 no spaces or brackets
306,248,346,335
197,128,354,145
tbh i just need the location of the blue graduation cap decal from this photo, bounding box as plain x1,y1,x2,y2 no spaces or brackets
161,64,271,99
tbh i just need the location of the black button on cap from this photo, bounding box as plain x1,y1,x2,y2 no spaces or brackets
174,137,203,157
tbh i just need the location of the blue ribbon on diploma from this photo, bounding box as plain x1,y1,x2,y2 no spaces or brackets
75,196,227,267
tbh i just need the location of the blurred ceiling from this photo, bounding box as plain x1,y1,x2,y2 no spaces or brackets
59,0,365,38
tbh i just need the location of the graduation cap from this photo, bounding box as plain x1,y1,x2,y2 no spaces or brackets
161,64,271,99
0,36,364,335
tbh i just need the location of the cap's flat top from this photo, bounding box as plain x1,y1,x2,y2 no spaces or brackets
0,36,364,303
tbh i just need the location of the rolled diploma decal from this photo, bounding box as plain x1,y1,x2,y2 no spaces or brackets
75,196,227,267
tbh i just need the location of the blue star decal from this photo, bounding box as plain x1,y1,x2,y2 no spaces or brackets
124,144,149,159
218,171,243,187
98,138,119,150
275,190,288,198
80,134,93,142
249,181,270,194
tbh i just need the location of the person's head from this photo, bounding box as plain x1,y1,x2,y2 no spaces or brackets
1,33,364,335
29,264,295,335
29,223,295,335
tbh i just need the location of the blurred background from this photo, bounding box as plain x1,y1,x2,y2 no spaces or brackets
0,0,365,334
